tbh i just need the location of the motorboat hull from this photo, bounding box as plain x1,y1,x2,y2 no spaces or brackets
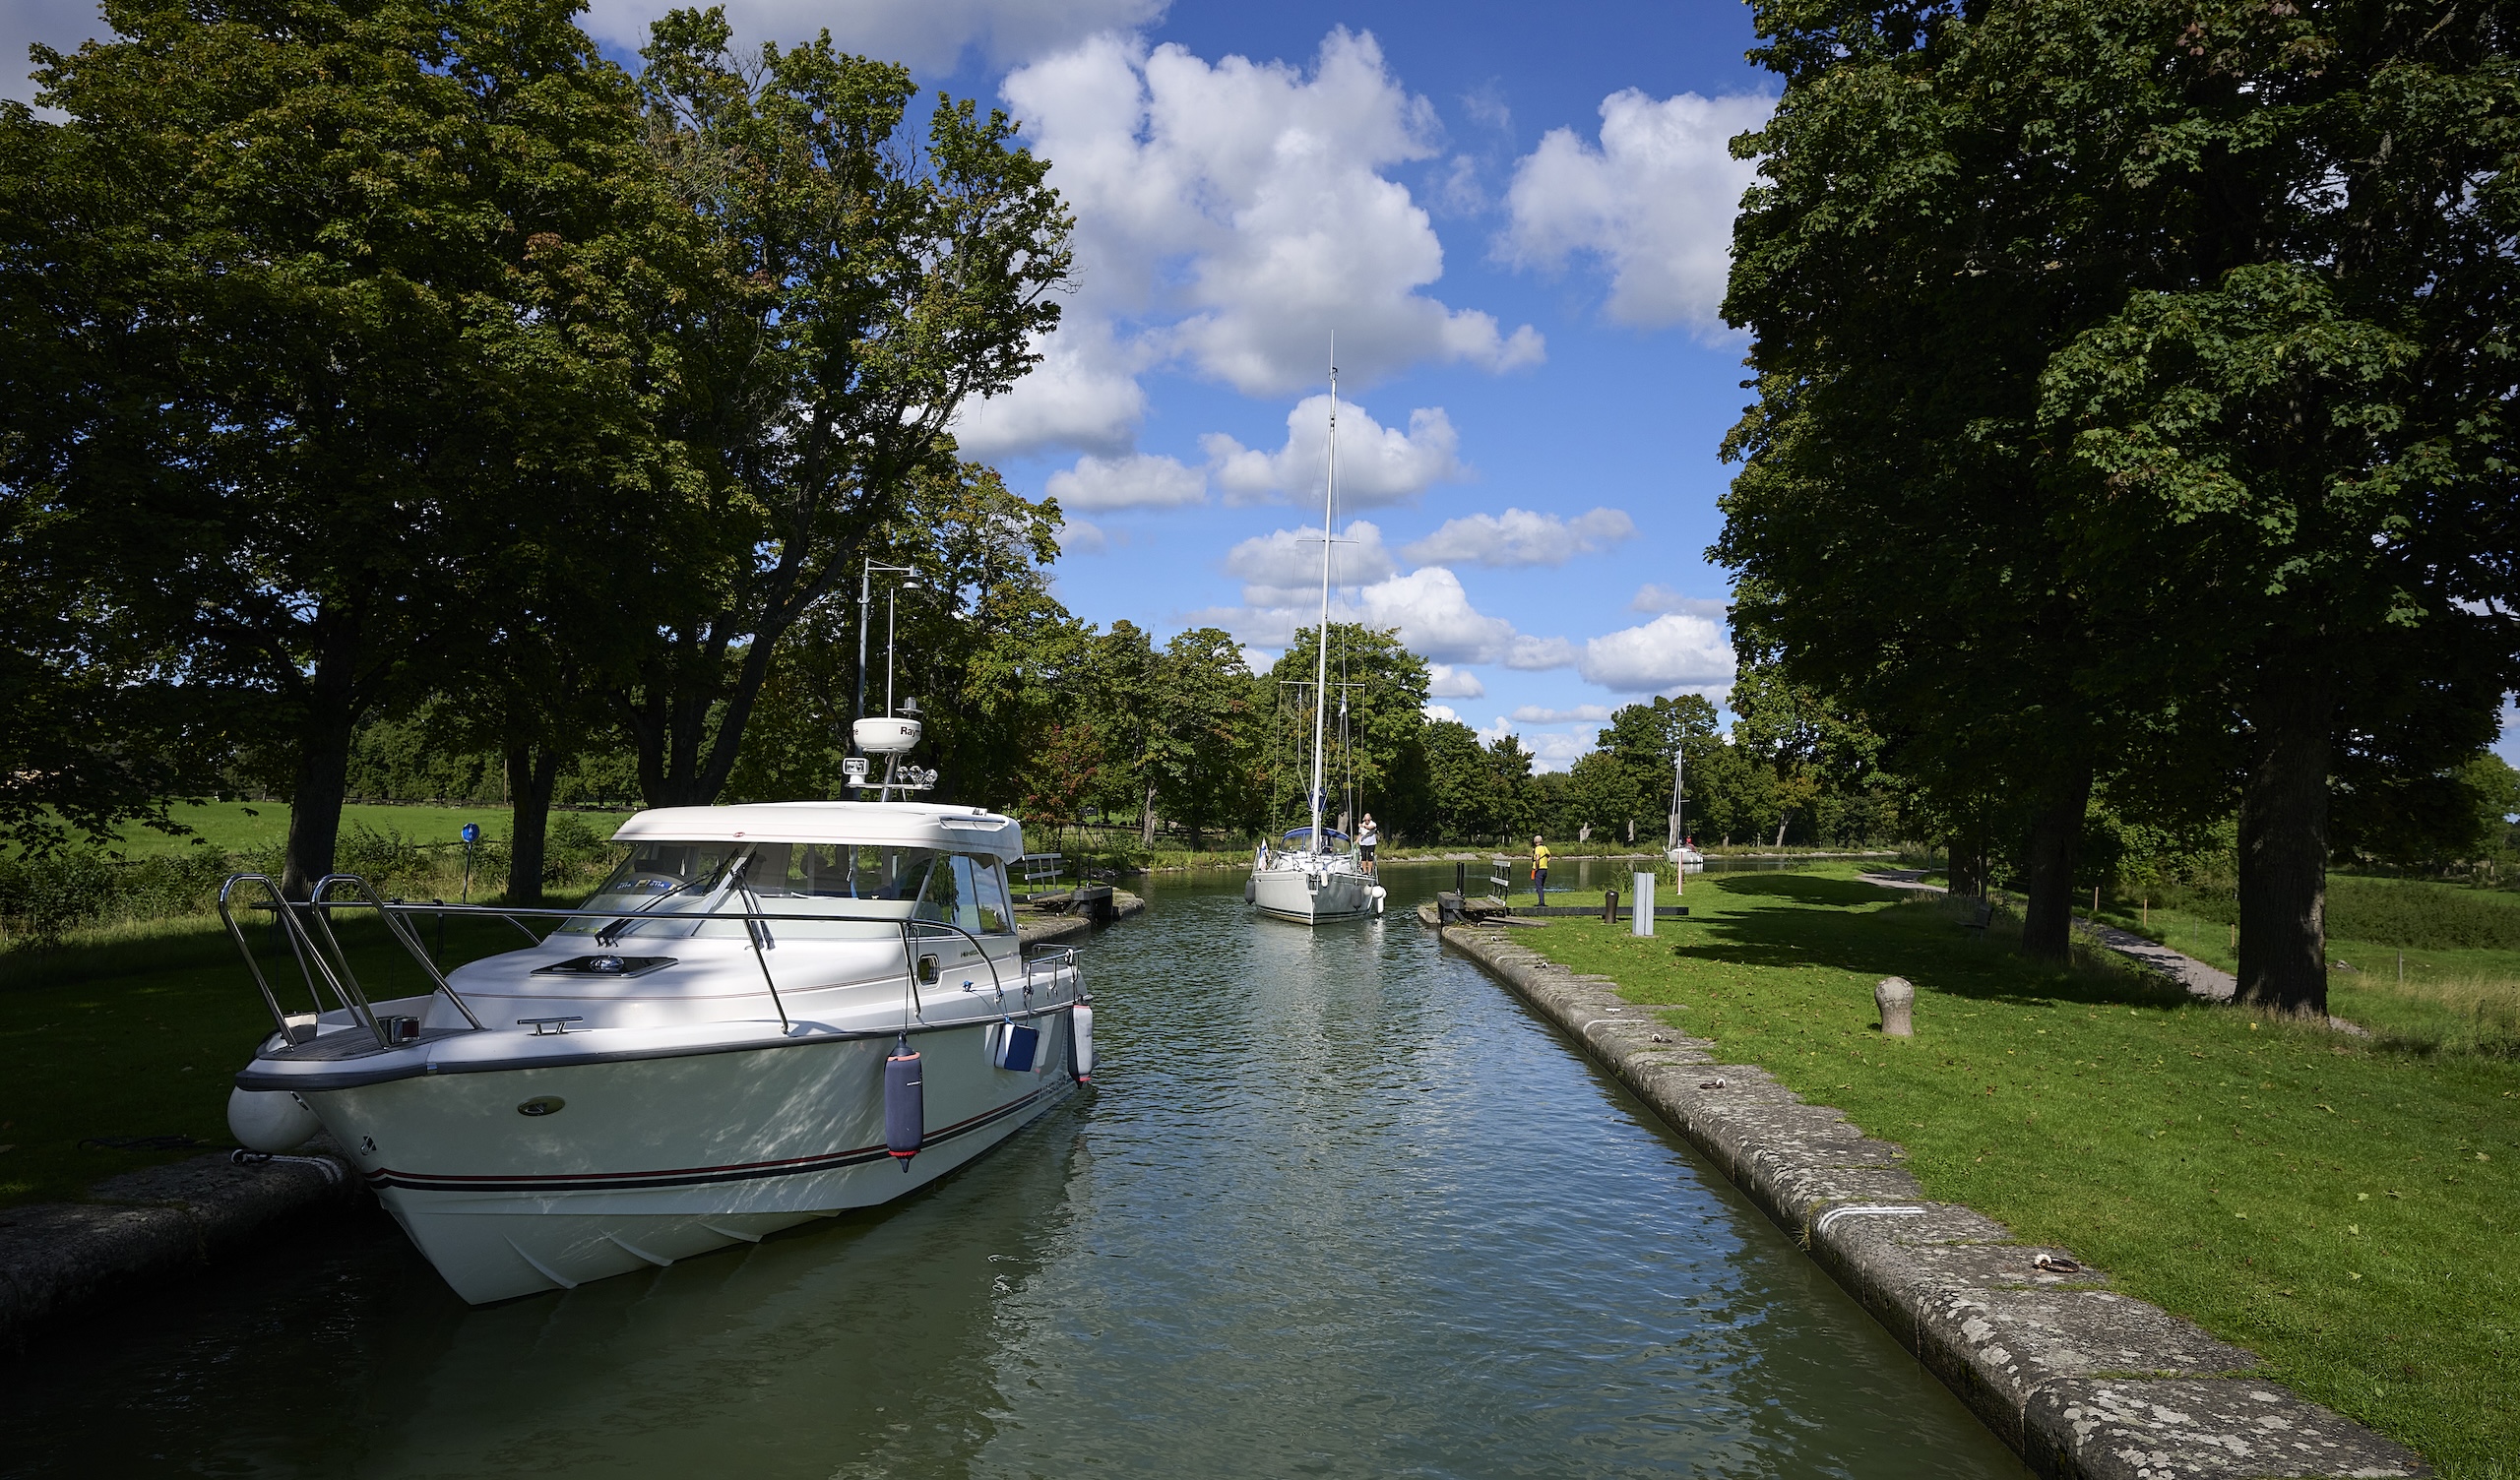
1248,862,1383,923
307,1012,1078,1304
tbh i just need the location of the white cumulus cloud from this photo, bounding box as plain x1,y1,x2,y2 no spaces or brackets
1402,507,1635,568
1577,612,1736,695
1426,663,1484,699
1354,568,1581,669
1509,704,1612,724
1204,396,1464,507
1526,730,1593,773
1052,516,1107,555
1045,452,1207,512
1502,89,1772,334
1224,520,1395,606
1423,704,1464,724
968,28,1541,461
1629,583,1731,616
953,322,1151,460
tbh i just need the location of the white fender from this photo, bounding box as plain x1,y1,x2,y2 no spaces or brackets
1072,1001,1095,1081
227,1086,320,1153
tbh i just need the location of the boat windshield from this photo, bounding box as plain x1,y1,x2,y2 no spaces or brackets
562,840,1013,939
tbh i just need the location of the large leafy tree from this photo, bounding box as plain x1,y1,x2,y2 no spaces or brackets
616,9,1073,809
2,0,671,894
1720,0,2520,1003
1262,624,1432,838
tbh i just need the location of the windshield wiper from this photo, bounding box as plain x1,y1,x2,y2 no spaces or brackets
596,865,732,947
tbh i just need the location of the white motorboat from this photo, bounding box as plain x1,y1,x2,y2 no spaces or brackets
1246,350,1385,926
220,800,1090,1305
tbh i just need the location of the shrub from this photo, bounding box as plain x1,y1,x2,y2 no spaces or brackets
2325,876,2520,951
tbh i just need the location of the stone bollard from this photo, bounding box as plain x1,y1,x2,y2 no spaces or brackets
1874,976,1915,1037
1603,889,1618,924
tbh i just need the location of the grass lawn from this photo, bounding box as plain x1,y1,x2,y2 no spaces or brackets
1515,867,2517,1480
0,910,550,1208
89,800,636,858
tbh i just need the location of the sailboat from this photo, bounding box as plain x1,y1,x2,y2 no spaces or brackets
1668,747,1705,873
1247,353,1386,925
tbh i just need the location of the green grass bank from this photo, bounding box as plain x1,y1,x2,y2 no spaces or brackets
1507,867,2515,1479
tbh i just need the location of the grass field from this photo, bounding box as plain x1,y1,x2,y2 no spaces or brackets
2088,879,2520,1056
1513,868,2517,1479
0,909,553,1208
92,800,636,857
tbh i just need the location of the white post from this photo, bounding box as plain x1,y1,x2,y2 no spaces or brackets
1631,871,1655,937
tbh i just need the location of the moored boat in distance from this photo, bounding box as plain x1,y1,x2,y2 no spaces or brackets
1246,344,1386,927
1248,826,1381,923
220,800,1090,1304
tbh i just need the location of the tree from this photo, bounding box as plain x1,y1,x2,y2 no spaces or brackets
1598,695,1722,842
1263,624,1432,839
615,9,1073,809
1146,628,1261,851
3,0,673,894
1566,751,1643,842
1720,0,2520,1001
1422,719,1488,843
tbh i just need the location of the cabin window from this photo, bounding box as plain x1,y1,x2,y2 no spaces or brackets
912,854,1016,937
964,855,1014,935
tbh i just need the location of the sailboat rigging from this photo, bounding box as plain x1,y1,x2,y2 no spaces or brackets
1246,346,1386,924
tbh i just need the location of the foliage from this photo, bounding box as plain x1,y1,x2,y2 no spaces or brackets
1260,624,1432,838
2,0,682,896
614,9,1073,809
1720,0,2520,1006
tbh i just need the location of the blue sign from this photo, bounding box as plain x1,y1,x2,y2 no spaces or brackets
461,823,480,843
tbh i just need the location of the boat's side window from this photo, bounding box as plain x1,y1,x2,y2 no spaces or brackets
843,846,937,901
914,853,972,932
960,854,1014,935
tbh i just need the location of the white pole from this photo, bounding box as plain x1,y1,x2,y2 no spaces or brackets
1306,344,1335,859
1632,871,1655,937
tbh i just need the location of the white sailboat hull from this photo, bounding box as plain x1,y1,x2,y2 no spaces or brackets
301,1011,1077,1304
1249,861,1383,923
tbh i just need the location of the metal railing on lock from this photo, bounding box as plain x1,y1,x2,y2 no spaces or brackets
1488,856,1514,901
216,869,1025,1049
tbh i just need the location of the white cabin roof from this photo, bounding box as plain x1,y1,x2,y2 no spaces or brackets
611,802,1026,860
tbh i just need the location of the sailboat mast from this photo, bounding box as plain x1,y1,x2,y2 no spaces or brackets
1307,351,1336,856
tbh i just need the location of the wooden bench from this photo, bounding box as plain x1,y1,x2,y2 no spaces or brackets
1962,898,1994,938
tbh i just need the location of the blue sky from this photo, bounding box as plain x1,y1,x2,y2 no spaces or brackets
13,0,2512,771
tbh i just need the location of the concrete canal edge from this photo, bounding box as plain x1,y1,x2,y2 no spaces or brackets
1439,922,2431,1480
0,1148,364,1354
0,891,1150,1353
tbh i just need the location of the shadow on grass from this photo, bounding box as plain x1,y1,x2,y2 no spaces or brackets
1672,894,2193,1012
1709,874,1907,908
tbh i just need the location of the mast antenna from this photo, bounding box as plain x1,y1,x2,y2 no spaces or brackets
1307,339,1336,857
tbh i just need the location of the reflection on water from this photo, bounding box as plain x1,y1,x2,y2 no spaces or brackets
1,861,2018,1479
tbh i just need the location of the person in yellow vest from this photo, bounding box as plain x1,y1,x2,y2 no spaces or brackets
1532,835,1551,905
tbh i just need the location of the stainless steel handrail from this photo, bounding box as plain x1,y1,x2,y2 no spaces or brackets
314,874,486,1032
224,874,1031,1043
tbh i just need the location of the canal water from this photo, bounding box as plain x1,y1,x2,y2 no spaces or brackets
2,861,2022,1478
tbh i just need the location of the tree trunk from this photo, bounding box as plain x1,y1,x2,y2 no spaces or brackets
281,618,363,899
1140,784,1158,848
1773,811,1792,848
2018,762,2094,964
2237,665,2335,1016
505,742,563,906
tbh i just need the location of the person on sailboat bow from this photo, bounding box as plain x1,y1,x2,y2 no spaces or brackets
1357,815,1379,874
